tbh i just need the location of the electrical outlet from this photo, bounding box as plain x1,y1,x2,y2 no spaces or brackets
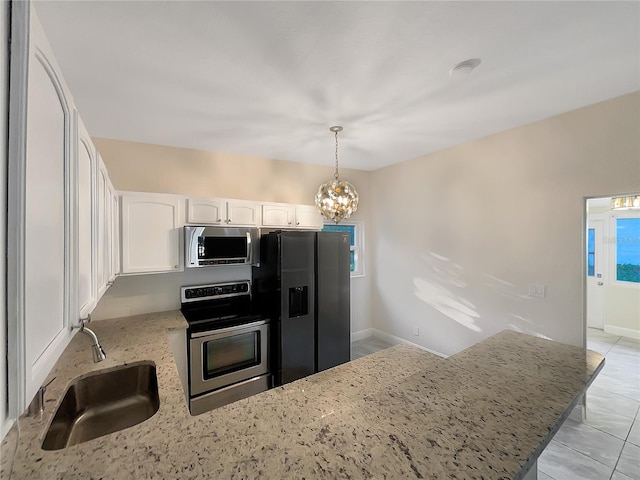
412,326,420,336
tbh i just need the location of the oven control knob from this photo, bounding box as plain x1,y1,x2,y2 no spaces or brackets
185,290,194,299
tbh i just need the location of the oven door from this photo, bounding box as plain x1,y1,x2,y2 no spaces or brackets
189,320,269,396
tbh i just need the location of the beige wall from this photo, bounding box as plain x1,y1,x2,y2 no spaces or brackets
92,138,373,334
93,138,369,205
370,92,640,355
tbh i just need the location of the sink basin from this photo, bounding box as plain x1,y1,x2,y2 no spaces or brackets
42,361,160,450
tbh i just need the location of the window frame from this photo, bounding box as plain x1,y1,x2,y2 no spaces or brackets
587,227,596,277
322,220,365,278
609,211,640,288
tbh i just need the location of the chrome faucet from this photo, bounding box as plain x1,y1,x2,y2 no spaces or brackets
74,315,106,363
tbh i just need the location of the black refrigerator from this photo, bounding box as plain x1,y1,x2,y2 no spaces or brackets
252,231,351,386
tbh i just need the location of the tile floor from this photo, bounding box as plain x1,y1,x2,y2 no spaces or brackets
538,329,640,480
350,328,640,480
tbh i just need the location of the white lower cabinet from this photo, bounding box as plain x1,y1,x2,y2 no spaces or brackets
120,193,184,274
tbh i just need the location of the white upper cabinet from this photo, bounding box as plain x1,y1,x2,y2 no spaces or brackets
96,155,109,298
293,205,324,229
105,174,118,284
110,187,120,281
261,203,323,230
76,115,97,319
23,6,75,404
186,198,224,225
262,204,294,227
226,200,259,226
120,192,184,274
186,197,258,226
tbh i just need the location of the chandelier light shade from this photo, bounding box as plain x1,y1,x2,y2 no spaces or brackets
611,195,640,210
315,126,359,223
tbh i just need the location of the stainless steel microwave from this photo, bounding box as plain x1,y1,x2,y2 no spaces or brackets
184,226,259,268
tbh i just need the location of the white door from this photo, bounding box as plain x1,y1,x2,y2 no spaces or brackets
586,218,606,329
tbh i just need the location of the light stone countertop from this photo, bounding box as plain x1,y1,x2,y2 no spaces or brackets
1,312,604,480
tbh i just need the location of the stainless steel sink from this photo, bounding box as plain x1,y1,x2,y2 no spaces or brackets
41,361,160,450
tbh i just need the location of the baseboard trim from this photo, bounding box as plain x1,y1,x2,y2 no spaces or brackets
604,325,640,340
372,329,448,358
351,328,373,342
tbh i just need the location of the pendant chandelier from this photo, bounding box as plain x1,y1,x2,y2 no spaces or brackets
315,126,359,223
611,195,640,210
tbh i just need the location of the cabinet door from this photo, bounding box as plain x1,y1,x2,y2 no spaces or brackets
23,6,75,404
262,204,294,228
294,205,324,230
96,157,109,298
227,200,258,226
106,178,118,282
121,193,184,274
110,188,120,281
186,198,224,225
76,116,97,318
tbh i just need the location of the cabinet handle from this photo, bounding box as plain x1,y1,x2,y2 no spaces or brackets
217,219,222,223
288,222,292,225
296,222,300,226
174,265,179,269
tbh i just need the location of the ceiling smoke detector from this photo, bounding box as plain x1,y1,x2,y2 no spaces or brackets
449,58,482,77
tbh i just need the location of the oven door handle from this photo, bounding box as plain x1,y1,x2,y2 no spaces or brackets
190,320,268,339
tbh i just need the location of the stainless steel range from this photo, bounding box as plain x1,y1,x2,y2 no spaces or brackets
180,280,271,415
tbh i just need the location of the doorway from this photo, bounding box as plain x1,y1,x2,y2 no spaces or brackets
585,195,640,341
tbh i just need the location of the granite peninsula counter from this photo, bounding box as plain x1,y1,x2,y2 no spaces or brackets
1,312,604,480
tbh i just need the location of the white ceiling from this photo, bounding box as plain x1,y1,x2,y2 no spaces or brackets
34,1,639,171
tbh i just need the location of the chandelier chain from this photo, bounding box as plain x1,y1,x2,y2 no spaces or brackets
334,130,340,179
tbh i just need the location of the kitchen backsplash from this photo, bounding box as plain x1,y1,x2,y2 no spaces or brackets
91,266,252,321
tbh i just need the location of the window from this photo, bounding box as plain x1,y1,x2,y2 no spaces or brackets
615,217,640,284
587,228,595,277
322,221,364,277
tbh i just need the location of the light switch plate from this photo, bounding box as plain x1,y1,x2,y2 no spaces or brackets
529,284,546,298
